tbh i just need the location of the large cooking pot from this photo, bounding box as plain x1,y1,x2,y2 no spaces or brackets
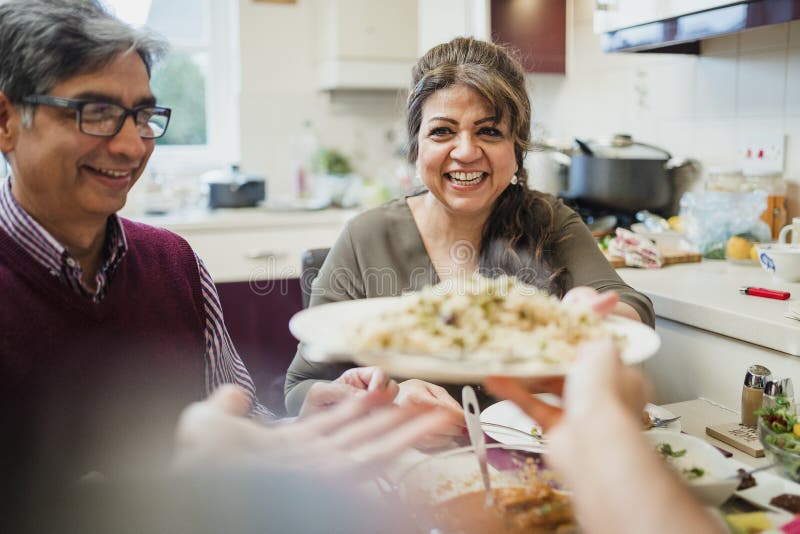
536,134,697,214
203,164,266,209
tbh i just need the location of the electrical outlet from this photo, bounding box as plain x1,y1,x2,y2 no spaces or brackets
738,134,786,173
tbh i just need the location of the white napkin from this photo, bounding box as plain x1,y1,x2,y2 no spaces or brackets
785,301,800,321
608,228,664,269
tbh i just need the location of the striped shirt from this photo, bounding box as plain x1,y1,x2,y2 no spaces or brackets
0,178,272,418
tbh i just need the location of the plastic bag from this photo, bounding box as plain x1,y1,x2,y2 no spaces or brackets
678,191,771,258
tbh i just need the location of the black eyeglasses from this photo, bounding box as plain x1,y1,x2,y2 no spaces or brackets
22,95,171,139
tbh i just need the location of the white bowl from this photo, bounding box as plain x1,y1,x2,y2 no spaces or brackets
755,244,800,283
644,430,739,507
396,443,572,532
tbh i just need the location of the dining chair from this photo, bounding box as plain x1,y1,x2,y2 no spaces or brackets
300,247,330,308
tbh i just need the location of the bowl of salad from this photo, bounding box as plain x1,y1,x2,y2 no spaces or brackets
757,396,800,482
645,430,739,506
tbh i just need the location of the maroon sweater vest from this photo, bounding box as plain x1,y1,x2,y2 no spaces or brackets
0,218,206,502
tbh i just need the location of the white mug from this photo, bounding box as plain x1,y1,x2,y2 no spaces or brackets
778,217,800,245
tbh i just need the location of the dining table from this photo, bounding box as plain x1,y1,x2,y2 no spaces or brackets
382,396,800,532
662,397,771,468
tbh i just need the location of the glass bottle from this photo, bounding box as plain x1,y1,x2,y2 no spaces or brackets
741,172,787,239
290,121,319,199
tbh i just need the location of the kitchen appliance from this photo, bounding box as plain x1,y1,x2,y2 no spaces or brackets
565,134,694,213
204,164,266,209
533,134,700,219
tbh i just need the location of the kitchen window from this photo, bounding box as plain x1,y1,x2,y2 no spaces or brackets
103,0,240,172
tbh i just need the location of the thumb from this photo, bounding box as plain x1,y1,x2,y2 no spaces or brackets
206,384,252,417
300,382,364,417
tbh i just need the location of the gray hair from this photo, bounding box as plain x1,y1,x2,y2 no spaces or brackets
0,0,168,126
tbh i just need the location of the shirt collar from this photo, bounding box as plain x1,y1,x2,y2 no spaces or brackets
0,176,129,284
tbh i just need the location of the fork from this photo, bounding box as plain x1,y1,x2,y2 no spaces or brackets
650,415,681,428
480,421,548,442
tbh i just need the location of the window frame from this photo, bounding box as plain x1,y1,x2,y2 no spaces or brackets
148,0,240,173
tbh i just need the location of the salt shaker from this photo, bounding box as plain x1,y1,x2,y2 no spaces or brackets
741,365,771,426
762,377,795,410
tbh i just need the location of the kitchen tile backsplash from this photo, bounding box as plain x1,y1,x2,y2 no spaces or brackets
739,23,789,53
694,56,737,119
737,50,787,117
790,20,800,49
701,33,739,56
786,53,800,116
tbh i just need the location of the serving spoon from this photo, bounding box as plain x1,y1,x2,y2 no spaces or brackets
463,386,495,508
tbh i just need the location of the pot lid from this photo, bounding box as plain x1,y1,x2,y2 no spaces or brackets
579,134,672,160
202,164,264,184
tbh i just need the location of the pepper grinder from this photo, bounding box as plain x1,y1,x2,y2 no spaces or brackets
762,377,795,410
741,365,771,427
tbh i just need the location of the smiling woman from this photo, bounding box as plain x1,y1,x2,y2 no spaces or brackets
284,37,655,422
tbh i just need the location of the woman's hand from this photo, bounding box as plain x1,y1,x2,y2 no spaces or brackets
562,286,641,322
395,379,465,449
300,367,399,417
562,286,619,318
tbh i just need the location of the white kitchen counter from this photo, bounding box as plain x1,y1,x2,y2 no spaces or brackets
617,261,800,409
132,206,359,234
128,207,360,282
619,261,800,357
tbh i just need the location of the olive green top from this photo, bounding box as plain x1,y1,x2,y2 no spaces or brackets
284,191,654,415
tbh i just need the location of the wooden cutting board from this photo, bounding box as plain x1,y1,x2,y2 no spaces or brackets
605,247,702,268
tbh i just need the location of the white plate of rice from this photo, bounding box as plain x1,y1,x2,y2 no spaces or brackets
290,276,660,383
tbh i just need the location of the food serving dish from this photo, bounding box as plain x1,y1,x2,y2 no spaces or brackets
735,469,800,518
396,443,572,533
759,417,800,482
644,430,739,506
480,400,681,446
290,296,660,382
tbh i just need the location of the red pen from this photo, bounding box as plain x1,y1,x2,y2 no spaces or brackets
739,287,791,300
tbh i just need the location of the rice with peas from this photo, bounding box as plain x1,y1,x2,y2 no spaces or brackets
353,276,618,365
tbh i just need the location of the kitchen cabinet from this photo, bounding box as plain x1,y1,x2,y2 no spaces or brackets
593,0,742,34
315,0,418,90
417,0,490,54
490,0,566,73
596,0,800,54
135,208,357,415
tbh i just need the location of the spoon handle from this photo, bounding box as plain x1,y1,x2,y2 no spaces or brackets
462,386,494,507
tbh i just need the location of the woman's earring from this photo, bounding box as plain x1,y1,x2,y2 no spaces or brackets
510,174,519,185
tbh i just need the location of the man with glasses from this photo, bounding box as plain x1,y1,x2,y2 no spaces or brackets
0,2,445,529
0,0,264,495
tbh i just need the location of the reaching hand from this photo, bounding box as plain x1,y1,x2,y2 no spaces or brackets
300,366,399,417
563,286,643,323
394,379,466,449
485,338,649,434
173,384,456,479
562,286,619,318
485,338,723,534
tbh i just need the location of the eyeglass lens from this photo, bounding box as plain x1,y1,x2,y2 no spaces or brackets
80,102,168,138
